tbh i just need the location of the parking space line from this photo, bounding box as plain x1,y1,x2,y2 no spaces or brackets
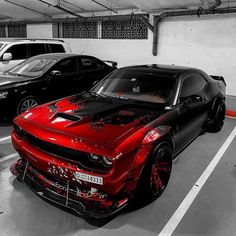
0,136,11,143
0,153,18,163
159,126,236,236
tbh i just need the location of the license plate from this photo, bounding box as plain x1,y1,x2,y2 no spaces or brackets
74,172,103,185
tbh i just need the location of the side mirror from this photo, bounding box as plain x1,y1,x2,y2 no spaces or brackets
103,60,118,68
111,61,117,68
50,70,62,77
2,53,12,61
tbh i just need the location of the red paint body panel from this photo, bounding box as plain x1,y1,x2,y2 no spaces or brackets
12,130,136,195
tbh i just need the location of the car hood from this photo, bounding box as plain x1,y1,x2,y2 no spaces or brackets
0,73,33,87
19,93,165,146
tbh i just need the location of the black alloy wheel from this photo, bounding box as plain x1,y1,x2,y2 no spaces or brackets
209,100,226,132
134,142,172,203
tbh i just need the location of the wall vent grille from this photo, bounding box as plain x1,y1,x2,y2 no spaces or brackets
62,20,97,38
102,18,148,39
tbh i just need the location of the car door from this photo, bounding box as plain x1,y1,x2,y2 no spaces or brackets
47,56,80,99
174,74,209,152
79,56,110,90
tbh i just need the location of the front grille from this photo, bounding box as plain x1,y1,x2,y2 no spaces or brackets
13,124,111,173
13,159,128,218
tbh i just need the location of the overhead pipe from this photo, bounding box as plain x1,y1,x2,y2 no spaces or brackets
90,0,117,14
36,0,84,18
140,15,154,32
153,0,223,55
54,4,84,18
62,0,85,11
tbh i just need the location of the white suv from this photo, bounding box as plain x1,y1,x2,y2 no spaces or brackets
0,39,72,72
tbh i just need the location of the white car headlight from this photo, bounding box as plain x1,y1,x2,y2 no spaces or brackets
89,153,113,167
0,91,8,99
90,153,100,161
102,156,113,166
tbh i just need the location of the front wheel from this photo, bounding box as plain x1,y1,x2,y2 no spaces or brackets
134,142,172,202
16,96,40,115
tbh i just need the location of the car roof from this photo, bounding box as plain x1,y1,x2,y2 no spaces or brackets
0,39,65,44
120,64,204,77
28,53,90,60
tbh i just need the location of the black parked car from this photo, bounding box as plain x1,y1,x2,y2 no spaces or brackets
0,53,117,119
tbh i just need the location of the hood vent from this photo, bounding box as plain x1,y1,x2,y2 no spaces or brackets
53,112,82,122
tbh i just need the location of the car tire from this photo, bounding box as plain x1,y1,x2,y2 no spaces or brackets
133,142,172,203
209,100,226,132
16,96,40,115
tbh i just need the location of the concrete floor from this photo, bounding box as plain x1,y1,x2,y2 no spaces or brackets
0,118,236,236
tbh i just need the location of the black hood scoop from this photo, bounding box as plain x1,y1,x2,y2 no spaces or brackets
51,93,163,127
51,112,82,122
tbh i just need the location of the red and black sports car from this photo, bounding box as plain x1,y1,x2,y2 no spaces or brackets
10,65,226,219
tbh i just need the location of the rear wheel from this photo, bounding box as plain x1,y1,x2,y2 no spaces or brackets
209,100,225,132
16,96,40,115
134,142,172,202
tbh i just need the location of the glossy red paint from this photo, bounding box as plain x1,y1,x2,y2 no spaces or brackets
11,92,164,217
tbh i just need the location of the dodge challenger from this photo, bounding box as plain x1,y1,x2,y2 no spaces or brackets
10,64,226,219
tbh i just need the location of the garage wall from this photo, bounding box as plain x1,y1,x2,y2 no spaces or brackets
156,14,236,96
23,13,236,95
64,38,153,65
27,24,52,38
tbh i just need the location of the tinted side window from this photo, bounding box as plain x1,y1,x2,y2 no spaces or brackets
81,57,103,71
49,44,65,53
180,74,207,98
28,43,47,57
5,44,27,60
56,58,77,74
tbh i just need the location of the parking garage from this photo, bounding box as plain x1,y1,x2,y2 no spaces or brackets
0,1,236,236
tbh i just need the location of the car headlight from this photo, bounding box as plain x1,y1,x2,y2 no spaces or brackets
0,91,8,99
102,156,113,166
90,153,100,161
89,153,113,167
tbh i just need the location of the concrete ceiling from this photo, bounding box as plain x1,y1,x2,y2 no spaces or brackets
0,0,235,21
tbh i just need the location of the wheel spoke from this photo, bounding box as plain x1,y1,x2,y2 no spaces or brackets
19,98,39,114
155,162,169,172
150,146,171,196
154,173,163,189
155,167,169,172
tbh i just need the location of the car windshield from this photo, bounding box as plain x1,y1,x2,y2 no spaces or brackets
5,57,56,77
92,69,176,104
0,43,4,50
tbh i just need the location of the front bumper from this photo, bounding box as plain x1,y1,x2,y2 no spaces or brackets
10,159,129,219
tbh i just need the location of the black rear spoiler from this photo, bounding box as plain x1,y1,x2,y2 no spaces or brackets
210,75,226,86
103,60,117,68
